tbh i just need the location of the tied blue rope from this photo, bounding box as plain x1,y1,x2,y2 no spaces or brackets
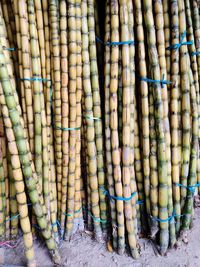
96,36,134,46
3,47,16,51
1,203,32,223
150,212,188,223
175,182,200,194
191,51,200,56
166,31,193,50
140,74,172,88
20,77,51,82
83,114,101,121
100,186,142,203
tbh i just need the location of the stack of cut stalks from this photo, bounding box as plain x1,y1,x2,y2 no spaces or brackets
0,0,200,266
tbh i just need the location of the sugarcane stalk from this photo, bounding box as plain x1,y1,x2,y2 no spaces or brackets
182,68,198,231
60,0,69,235
178,0,191,210
134,0,151,231
143,0,169,254
49,0,62,220
88,0,107,231
104,0,118,250
119,0,139,258
170,0,181,234
65,0,77,238
81,0,102,240
74,0,83,229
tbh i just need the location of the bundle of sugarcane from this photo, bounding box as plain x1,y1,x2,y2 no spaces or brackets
103,0,200,259
0,0,108,265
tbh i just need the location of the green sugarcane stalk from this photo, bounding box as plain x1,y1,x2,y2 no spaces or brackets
142,0,169,254
178,0,191,210
182,68,198,231
170,0,181,234
134,0,151,232
119,0,139,258
154,0,176,247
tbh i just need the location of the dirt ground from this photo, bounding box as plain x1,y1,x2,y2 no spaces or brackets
1,208,200,267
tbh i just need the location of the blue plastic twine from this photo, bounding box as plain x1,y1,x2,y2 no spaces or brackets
3,47,16,51
166,31,193,50
20,77,51,82
175,182,200,194
140,74,172,88
191,51,200,56
96,36,134,46
150,212,189,223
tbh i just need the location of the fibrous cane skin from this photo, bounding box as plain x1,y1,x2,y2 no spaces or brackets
88,0,107,231
110,0,125,254
142,0,169,255
81,0,102,240
154,0,176,248
104,0,118,250
119,0,139,258
65,0,77,238
170,0,181,234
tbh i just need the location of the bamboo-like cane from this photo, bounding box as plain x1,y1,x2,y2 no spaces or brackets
81,0,102,240
170,0,181,234
119,0,139,258
104,0,118,250
178,0,191,210
154,0,176,247
49,0,62,220
65,0,77,238
88,0,107,230
143,0,169,254
60,0,69,235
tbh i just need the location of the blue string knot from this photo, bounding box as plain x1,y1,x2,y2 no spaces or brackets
167,31,193,50
140,74,171,88
96,36,134,46
175,182,200,194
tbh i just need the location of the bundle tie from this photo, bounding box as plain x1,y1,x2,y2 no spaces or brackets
100,185,142,203
20,77,51,82
83,114,101,121
82,205,107,224
96,36,134,46
87,210,107,224
191,51,200,56
150,212,189,223
53,125,81,131
3,47,16,51
166,31,193,50
64,207,82,217
175,182,200,194
1,203,32,223
5,214,20,222
140,74,172,88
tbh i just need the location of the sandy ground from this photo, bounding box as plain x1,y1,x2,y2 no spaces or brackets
1,208,200,267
